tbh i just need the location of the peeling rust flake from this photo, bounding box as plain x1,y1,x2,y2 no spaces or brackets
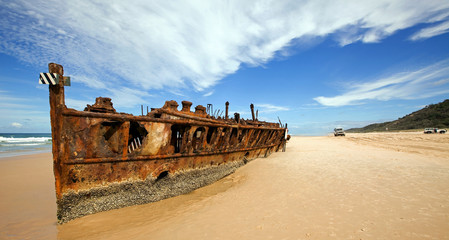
43,63,290,224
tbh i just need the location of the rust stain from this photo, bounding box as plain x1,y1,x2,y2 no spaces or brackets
45,63,290,223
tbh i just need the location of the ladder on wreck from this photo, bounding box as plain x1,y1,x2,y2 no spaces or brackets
128,137,142,153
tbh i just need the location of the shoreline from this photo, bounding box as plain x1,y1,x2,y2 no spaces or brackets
0,148,51,159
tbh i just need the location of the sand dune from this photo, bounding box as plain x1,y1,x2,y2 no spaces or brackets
1,132,448,239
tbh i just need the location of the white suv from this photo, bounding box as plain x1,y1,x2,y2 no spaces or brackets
334,128,345,136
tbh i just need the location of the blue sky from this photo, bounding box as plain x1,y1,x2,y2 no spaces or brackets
1,0,449,135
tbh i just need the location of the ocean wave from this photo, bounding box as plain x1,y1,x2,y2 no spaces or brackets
0,143,49,147
0,136,52,143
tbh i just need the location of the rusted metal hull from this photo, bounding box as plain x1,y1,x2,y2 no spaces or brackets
44,63,287,223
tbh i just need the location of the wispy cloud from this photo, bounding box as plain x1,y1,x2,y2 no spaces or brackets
256,104,290,113
66,98,90,110
108,87,152,109
0,92,50,131
314,59,449,106
1,0,449,99
0,92,43,109
203,91,214,97
410,20,449,40
11,122,23,128
71,75,107,89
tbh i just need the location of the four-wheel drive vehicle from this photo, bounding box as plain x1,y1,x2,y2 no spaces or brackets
334,128,345,136
424,128,434,134
424,128,447,134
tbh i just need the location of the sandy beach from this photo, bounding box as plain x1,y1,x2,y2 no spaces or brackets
1,132,448,239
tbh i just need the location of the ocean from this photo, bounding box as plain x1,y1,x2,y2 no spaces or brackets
0,133,52,157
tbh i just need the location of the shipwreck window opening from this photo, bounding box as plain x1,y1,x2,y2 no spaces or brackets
257,130,268,146
216,128,229,149
243,130,254,148
274,131,281,142
272,130,280,144
239,129,248,143
194,127,204,139
266,130,275,144
128,121,148,153
156,171,169,181
102,121,124,153
171,125,187,153
206,127,217,144
229,128,239,147
192,127,205,152
250,130,261,147
257,130,270,145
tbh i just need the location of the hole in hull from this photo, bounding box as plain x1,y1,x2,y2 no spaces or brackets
243,152,250,164
157,171,169,181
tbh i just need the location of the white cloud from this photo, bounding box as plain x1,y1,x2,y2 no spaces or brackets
256,104,290,113
11,122,23,128
70,75,107,89
314,59,449,106
203,91,214,97
65,98,90,110
0,92,45,109
410,20,449,40
1,0,449,98
108,87,151,109
66,87,153,111
0,92,50,132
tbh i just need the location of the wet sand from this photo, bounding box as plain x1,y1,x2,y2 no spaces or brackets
1,132,449,239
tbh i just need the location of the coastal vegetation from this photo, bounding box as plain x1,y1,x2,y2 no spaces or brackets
347,99,449,133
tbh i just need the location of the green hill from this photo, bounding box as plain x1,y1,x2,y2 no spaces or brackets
347,99,449,133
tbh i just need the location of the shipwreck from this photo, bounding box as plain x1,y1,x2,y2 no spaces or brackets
41,63,289,223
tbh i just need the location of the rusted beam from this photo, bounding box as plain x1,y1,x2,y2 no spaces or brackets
66,143,281,165
62,108,284,130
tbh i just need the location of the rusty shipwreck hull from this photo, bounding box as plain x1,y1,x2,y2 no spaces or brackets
44,63,287,223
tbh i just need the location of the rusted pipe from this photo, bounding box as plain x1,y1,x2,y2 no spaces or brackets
250,104,255,121
225,101,229,119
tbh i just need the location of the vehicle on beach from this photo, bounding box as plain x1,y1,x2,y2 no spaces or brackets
40,63,289,224
334,127,345,136
424,128,446,134
424,128,435,134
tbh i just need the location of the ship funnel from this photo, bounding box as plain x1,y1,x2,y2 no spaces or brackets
181,101,192,112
